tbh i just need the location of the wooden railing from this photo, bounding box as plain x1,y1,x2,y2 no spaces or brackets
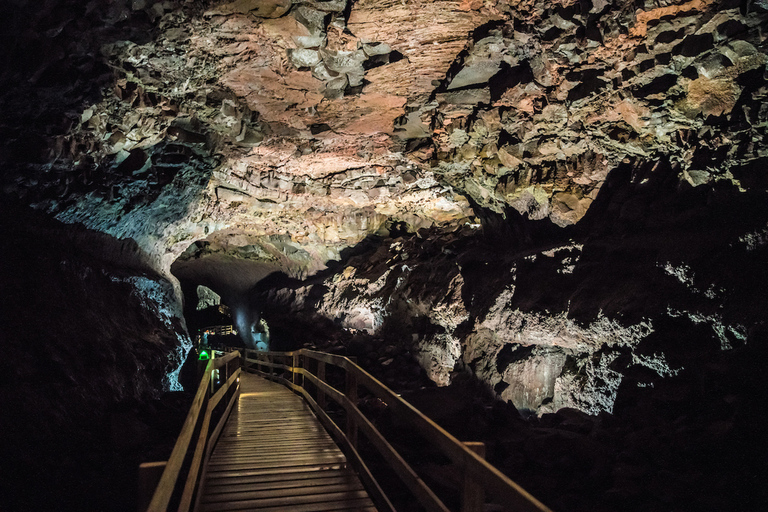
142,350,241,512
243,349,552,512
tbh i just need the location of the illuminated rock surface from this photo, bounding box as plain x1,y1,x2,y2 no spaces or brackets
1,0,768,510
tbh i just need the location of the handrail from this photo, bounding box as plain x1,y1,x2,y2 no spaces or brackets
243,348,552,512
146,350,241,512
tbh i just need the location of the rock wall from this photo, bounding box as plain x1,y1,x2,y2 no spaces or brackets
0,202,192,511
253,159,768,417
1,0,768,508
4,0,766,302
2,0,766,425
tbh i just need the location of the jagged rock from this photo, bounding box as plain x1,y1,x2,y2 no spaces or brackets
205,0,292,17
2,1,768,508
196,285,222,310
288,48,321,68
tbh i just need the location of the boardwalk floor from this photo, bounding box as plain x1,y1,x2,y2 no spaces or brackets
197,372,376,512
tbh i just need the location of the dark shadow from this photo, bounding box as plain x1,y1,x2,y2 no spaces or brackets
0,199,192,512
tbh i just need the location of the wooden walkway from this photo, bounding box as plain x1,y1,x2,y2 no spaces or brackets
196,372,377,512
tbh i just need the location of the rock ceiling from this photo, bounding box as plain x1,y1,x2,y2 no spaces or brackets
4,0,766,280
2,4,768,508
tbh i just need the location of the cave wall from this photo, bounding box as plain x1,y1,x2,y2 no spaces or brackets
1,0,768,508
0,203,192,510
254,158,768,415
4,0,765,293
0,0,765,432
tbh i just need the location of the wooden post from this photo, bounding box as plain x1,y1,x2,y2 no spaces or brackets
292,353,299,386
345,370,359,449
317,360,327,409
461,442,486,512
208,352,213,395
137,461,166,512
299,353,305,389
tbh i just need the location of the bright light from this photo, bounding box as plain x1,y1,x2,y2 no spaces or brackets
199,350,210,361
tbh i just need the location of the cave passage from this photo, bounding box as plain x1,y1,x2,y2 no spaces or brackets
171,240,278,350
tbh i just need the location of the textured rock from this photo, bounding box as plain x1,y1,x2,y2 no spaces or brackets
2,0,768,508
6,0,767,286
205,0,292,18
196,285,222,310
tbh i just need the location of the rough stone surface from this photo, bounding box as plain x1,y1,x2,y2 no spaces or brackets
2,0,768,510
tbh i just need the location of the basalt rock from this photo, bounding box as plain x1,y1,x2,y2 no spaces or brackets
1,0,767,427
253,161,767,418
2,0,768,509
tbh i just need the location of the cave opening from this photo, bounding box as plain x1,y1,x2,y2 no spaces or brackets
169,236,280,391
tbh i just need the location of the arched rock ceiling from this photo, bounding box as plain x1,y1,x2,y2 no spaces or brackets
4,0,768,276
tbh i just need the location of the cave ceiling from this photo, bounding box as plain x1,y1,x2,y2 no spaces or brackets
3,0,766,280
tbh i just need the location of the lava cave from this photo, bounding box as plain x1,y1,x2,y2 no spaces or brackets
2,0,768,511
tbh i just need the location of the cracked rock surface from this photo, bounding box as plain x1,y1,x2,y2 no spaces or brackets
2,0,768,510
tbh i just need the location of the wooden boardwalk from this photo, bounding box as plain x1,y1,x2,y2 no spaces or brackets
196,372,377,512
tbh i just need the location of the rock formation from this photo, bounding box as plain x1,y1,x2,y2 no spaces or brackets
1,0,768,510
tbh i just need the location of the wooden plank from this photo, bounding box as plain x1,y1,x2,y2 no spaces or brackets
208,453,345,465
206,462,347,473
220,424,324,430
209,448,342,460
202,498,375,512
213,437,336,446
204,465,348,479
210,448,340,458
204,463,345,479
201,481,365,503
215,437,330,444
220,423,324,431
212,441,336,451
203,475,361,493
210,444,339,455
221,416,316,423
203,468,351,486
219,428,324,436
219,430,326,438
207,451,345,464
205,462,347,474
221,420,320,426
198,490,372,511
211,445,335,453
223,416,312,421
207,454,346,467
